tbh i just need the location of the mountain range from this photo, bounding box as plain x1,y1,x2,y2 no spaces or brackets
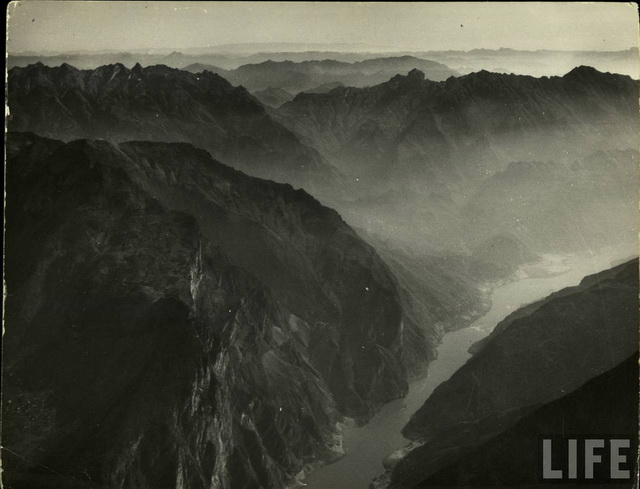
276,66,637,188
8,48,639,78
274,66,639,255
7,63,340,196
11,62,637,260
4,57,638,489
183,56,459,93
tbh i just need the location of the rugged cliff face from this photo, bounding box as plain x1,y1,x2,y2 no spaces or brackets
3,133,407,488
379,259,638,488
356,232,490,375
7,63,340,195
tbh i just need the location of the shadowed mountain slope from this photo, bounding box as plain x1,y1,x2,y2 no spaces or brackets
2,132,414,488
388,352,639,488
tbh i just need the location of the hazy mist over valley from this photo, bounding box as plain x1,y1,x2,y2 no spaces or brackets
4,3,639,489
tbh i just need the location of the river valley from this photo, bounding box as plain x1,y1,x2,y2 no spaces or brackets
303,249,635,489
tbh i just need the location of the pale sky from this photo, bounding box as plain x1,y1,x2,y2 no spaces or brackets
6,1,640,54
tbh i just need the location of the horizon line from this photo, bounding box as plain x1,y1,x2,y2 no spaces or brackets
9,45,640,57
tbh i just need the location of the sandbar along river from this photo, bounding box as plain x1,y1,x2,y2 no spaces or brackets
304,250,633,489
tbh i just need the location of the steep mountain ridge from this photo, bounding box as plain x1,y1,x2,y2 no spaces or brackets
469,253,639,357
275,66,638,187
7,63,341,195
2,132,413,488
6,132,409,421
355,232,491,375
3,134,337,489
274,67,638,255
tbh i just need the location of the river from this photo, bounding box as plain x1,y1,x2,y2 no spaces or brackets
303,249,634,489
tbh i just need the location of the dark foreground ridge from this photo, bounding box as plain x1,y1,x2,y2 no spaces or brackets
411,351,639,488
3,133,409,488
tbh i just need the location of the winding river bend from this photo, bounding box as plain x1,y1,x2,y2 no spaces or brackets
304,250,633,489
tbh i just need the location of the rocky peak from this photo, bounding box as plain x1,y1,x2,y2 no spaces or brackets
407,68,426,81
389,68,426,89
58,62,78,72
564,65,605,80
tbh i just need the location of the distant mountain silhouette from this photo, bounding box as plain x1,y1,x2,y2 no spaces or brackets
8,48,638,78
181,62,230,76
183,56,458,93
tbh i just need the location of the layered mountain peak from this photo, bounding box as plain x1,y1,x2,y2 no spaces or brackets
440,69,529,96
407,68,426,81
561,64,637,91
252,59,297,68
387,68,428,90
58,62,78,72
565,64,608,79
